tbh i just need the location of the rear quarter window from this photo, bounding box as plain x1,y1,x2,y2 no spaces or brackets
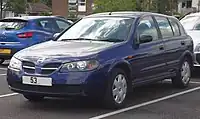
36,19,57,32
0,19,27,30
169,19,181,36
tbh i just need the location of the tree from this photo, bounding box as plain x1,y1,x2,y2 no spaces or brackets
41,0,52,7
5,0,26,15
94,0,136,13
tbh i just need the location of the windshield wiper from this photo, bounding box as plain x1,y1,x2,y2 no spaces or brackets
96,38,125,43
60,38,124,43
60,38,95,41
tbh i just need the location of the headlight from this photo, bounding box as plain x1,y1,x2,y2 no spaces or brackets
9,57,22,71
195,44,200,52
60,60,99,72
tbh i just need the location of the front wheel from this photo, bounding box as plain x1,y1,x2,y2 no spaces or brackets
103,68,129,109
172,58,192,88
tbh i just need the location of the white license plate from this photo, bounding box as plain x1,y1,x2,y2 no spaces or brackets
22,76,52,86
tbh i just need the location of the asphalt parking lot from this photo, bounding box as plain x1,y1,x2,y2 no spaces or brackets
0,62,200,119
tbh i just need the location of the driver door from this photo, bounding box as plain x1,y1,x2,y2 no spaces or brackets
131,16,167,83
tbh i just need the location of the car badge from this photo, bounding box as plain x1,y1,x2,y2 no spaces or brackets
37,57,46,63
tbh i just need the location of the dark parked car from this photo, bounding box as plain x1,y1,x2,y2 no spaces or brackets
0,16,72,64
7,12,194,108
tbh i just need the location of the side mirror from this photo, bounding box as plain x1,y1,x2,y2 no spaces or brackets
52,33,60,41
139,35,153,44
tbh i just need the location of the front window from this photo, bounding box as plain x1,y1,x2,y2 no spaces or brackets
180,16,200,30
57,17,134,42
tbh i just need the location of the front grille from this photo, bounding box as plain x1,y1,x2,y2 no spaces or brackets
23,61,35,67
41,69,56,75
22,61,35,74
22,61,62,75
196,54,200,64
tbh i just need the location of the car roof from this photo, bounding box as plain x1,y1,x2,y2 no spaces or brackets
3,16,60,21
85,11,175,19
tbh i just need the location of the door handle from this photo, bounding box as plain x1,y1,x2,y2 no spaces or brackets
159,45,164,50
181,41,185,45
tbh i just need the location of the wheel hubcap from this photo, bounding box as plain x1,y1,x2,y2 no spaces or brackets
112,74,127,104
181,61,191,84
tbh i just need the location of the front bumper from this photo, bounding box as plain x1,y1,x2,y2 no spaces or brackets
7,68,109,97
8,82,85,96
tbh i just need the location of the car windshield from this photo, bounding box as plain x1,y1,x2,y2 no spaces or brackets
180,16,200,30
57,17,134,42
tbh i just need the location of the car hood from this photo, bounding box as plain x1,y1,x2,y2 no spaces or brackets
15,40,116,60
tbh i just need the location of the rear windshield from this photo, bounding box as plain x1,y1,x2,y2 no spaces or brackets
0,19,27,30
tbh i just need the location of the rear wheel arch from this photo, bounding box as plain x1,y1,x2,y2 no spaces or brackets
181,51,194,69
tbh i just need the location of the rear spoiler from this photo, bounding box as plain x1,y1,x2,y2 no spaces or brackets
0,18,28,22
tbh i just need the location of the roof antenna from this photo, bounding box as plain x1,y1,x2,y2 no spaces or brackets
109,12,112,15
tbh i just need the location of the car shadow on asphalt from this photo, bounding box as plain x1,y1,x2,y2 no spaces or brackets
192,67,200,78
7,63,200,111
19,80,197,113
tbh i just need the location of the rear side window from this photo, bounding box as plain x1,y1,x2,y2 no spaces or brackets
169,19,181,36
37,19,57,32
155,16,174,38
0,19,27,30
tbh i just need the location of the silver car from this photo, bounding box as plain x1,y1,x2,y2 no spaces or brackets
180,12,200,66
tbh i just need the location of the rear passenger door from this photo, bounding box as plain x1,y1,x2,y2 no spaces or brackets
132,16,167,83
154,16,183,73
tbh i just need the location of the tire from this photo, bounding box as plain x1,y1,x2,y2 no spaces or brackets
23,94,44,102
0,58,5,64
103,68,129,109
172,58,192,88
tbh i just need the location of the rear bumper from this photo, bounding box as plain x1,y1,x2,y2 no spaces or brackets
0,49,19,59
0,43,27,59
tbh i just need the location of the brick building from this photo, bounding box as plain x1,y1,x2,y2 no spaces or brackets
52,0,93,18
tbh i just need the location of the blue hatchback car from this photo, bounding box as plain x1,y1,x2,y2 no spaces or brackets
7,12,194,108
0,16,72,64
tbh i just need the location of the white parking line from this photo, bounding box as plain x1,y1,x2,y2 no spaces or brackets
0,68,7,70
190,81,200,84
0,74,6,76
164,79,200,84
0,93,18,98
90,86,200,119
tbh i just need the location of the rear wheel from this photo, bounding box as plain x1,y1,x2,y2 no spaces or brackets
23,94,44,102
104,68,129,109
172,58,191,88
